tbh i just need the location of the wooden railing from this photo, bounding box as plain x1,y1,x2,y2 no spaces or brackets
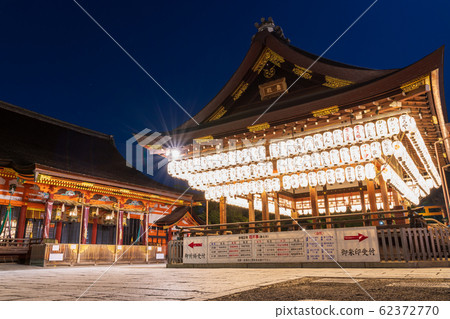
176,207,427,237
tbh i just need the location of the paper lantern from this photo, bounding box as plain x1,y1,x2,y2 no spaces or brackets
222,184,230,197
370,141,382,158
266,161,274,176
335,168,345,183
282,175,292,190
354,124,366,142
399,114,411,132
321,151,331,167
250,147,259,162
360,144,372,161
381,165,392,181
392,141,404,159
333,129,344,146
323,131,334,148
272,178,281,192
236,183,243,195
243,165,252,179
317,170,327,186
286,139,297,156
308,172,318,186
264,179,273,192
299,173,308,187
339,147,351,164
256,180,264,194
236,150,243,164
376,120,388,137
355,165,365,181
364,122,377,140
343,127,354,144
269,143,279,159
279,141,288,158
330,149,340,166
216,185,223,198
291,174,300,188
314,133,324,150
304,136,315,152
365,163,376,180
350,145,361,163
255,163,265,178
303,154,312,170
294,156,304,172
387,117,400,135
295,138,305,154
326,169,336,185
311,152,323,168
345,166,356,183
286,157,296,173
242,182,250,195
242,149,251,164
277,159,287,174
258,146,266,161
229,183,236,196
381,139,394,156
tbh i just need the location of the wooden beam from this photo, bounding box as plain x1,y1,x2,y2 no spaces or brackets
219,196,227,230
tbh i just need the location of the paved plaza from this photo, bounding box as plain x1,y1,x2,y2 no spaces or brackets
0,263,449,301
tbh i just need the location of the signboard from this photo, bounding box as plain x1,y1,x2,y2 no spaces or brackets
48,253,64,261
183,227,379,264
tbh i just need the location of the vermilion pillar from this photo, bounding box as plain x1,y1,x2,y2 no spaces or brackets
55,222,62,243
16,204,28,239
118,210,124,245
91,218,98,244
81,206,90,244
42,195,54,240
144,213,149,246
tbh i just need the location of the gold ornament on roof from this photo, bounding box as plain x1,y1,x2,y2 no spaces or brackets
292,65,312,80
207,106,227,122
400,75,430,93
252,48,285,74
232,82,249,101
323,76,354,88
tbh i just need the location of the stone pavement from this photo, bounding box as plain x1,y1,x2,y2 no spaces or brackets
0,263,449,301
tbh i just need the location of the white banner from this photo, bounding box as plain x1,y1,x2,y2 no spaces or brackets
183,227,380,264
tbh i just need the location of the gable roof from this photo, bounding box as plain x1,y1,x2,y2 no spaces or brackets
165,24,445,145
0,100,189,198
155,206,204,227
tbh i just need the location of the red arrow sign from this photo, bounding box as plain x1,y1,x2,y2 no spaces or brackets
344,233,368,242
188,242,203,248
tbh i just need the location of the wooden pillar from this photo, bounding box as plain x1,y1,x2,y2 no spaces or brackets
145,213,149,263
309,186,319,229
117,210,124,245
42,195,53,240
261,191,270,232
205,200,209,225
248,194,255,233
219,196,227,230
91,218,98,244
367,180,378,226
379,175,390,212
16,204,28,240
55,222,62,243
323,186,331,229
76,203,84,264
274,193,281,232
358,181,368,226
81,206,89,244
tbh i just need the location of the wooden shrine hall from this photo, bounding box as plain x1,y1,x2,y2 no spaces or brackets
148,18,448,231
0,100,202,265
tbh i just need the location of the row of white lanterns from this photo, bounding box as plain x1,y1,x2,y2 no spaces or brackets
381,164,420,205
224,197,293,216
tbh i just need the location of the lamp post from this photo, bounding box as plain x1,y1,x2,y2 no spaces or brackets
434,138,450,222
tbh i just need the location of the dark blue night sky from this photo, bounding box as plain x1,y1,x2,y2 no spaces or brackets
0,0,449,184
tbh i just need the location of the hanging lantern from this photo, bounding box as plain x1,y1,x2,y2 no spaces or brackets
61,203,66,212
339,147,351,164
241,183,249,195
256,180,264,194
223,184,230,197
286,158,296,173
323,131,334,148
236,183,243,195
200,157,208,170
242,149,251,164
308,172,317,186
317,170,327,186
286,139,297,156
321,151,331,167
291,174,300,189
229,183,237,196
303,154,312,170
258,145,266,161
229,167,237,181
304,136,315,152
330,149,340,166
365,163,376,180
333,129,344,146
250,147,259,162
294,156,304,172
350,145,361,163
392,141,404,159
335,168,345,183
355,165,365,181
314,134,324,150
343,127,354,144
278,141,288,158
282,175,292,190
299,173,308,188
266,161,274,176
295,138,305,154
381,139,394,156
248,181,256,194
365,122,377,140
311,152,323,168
269,143,280,158
381,165,392,181
376,120,389,137
272,178,281,192
345,166,356,183
277,159,287,174
264,179,273,192
387,117,400,135
399,114,411,132
353,124,366,142
370,141,382,158
360,144,372,161
326,169,336,185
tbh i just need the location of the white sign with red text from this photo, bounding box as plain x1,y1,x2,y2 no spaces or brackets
335,227,380,262
183,236,208,263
